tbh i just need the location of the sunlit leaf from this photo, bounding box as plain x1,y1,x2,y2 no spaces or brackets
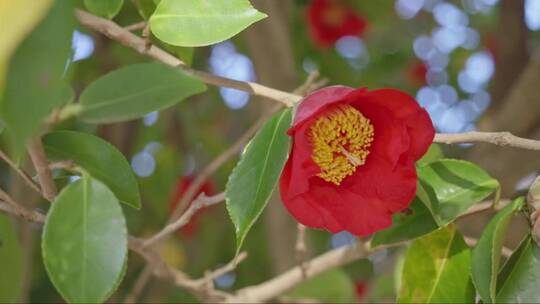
0,0,75,156
226,109,292,253
43,130,141,209
42,176,128,303
150,0,267,47
472,197,525,303
0,214,23,302
398,225,474,303
75,63,206,123
0,0,53,97
418,159,500,225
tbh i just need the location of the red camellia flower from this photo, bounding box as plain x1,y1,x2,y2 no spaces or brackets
169,176,215,238
279,86,434,236
307,0,368,48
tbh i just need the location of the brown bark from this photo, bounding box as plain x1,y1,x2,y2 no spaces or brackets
487,0,528,114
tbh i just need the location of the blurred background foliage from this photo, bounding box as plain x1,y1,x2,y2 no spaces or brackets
1,0,540,302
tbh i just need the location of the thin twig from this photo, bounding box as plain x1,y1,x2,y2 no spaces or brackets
434,132,540,151
75,9,301,107
0,149,42,194
143,192,226,247
123,266,153,303
27,138,57,202
193,252,249,287
124,21,146,32
295,224,308,277
0,192,45,224
226,241,375,303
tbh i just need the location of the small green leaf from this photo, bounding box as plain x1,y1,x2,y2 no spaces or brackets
226,109,292,253
472,197,525,303
398,225,474,303
77,63,206,123
83,0,124,19
371,198,439,247
0,0,74,155
0,214,23,302
133,0,157,19
418,159,500,225
149,0,267,47
43,130,141,209
496,236,540,303
286,270,356,303
42,176,128,303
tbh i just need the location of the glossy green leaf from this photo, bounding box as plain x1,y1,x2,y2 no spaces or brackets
226,109,292,252
417,144,444,167
371,198,439,247
42,176,128,303
418,159,500,225
496,236,540,303
398,225,474,303
472,197,525,303
83,0,123,19
0,0,74,155
0,214,23,302
149,0,267,47
76,63,206,123
286,270,356,303
43,130,141,209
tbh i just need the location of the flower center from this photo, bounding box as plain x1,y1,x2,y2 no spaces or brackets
310,105,374,185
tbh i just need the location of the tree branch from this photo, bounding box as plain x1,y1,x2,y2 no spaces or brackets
75,9,300,107
0,149,42,195
434,132,540,151
27,138,57,202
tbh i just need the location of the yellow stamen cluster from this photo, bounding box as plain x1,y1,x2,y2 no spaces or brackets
310,105,374,185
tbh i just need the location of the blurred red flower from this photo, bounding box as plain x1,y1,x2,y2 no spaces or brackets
279,86,434,236
169,176,216,238
355,281,368,302
307,0,368,48
407,61,427,87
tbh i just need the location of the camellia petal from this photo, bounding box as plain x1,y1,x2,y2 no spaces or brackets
279,86,434,236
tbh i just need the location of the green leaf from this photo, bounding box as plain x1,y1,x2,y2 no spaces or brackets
398,225,474,303
133,0,157,19
76,63,206,123
43,130,141,209
472,197,525,303
418,159,500,225
42,176,128,303
0,214,23,302
417,144,444,167
371,198,439,247
496,236,540,303
226,109,292,253
286,270,356,303
149,0,267,47
83,0,124,19
0,0,74,155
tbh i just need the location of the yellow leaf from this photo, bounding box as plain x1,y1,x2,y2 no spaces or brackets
0,0,53,94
